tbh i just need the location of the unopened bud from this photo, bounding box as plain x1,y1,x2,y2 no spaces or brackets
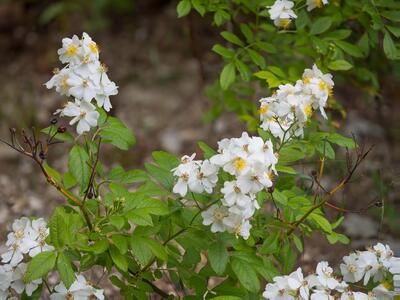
267,186,275,194
39,151,46,160
87,191,94,199
57,126,67,133
311,170,318,177
50,118,58,125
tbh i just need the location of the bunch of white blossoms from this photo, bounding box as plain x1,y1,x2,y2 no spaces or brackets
0,217,51,298
172,132,278,239
0,217,104,300
46,32,118,135
259,64,334,141
268,0,329,28
263,243,400,300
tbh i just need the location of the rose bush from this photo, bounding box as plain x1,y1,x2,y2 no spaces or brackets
0,0,400,297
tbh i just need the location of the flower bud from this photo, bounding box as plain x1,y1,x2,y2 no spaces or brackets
57,126,67,133
39,151,46,160
267,186,275,194
50,118,58,125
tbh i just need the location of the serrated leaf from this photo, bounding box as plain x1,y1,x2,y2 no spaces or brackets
231,258,260,292
198,141,217,159
109,245,128,272
384,32,399,60
56,252,75,289
208,242,229,275
68,145,90,189
24,251,57,282
130,236,153,265
111,234,129,254
100,117,136,150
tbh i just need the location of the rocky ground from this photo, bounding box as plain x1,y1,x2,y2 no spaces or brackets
0,1,399,298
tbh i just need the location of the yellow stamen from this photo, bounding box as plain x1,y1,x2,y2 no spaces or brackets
260,105,269,115
315,0,323,8
89,42,99,54
319,81,328,91
278,18,291,29
233,157,247,172
66,45,78,57
304,105,313,118
303,77,311,84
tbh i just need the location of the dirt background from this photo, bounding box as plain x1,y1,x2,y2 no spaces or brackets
0,0,399,298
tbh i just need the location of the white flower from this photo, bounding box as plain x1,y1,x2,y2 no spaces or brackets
11,263,41,296
188,160,219,194
221,181,252,207
95,72,118,112
340,253,365,283
306,0,328,11
287,268,310,299
172,154,200,197
268,0,297,28
357,251,379,285
314,261,340,289
45,67,72,96
28,219,54,257
222,212,252,239
57,35,82,65
310,289,334,300
201,205,229,233
61,100,100,135
0,264,13,292
67,72,97,102
340,291,369,300
81,32,100,61
50,274,104,300
371,283,393,300
263,276,295,300
1,218,36,266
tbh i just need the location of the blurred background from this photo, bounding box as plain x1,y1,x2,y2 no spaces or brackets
0,0,399,293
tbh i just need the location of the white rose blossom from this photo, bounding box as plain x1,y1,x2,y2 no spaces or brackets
172,132,277,239
46,32,119,135
260,64,334,141
263,243,400,300
268,0,297,28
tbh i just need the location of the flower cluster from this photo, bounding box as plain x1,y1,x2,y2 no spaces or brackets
50,274,104,300
172,132,278,239
0,218,51,298
263,243,400,300
0,217,104,299
268,0,329,28
46,32,118,134
259,64,334,141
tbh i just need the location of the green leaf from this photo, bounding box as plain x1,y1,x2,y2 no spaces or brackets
310,17,332,35
328,133,357,148
231,258,260,292
109,167,148,184
211,297,242,300
111,234,129,254
191,0,205,16
100,117,136,150
43,163,61,183
323,29,352,40
292,235,303,253
310,213,332,233
152,151,180,170
254,70,281,88
143,239,168,261
125,211,153,226
177,0,191,17
220,63,236,90
221,31,244,47
276,165,297,175
24,251,57,282
109,215,125,230
68,145,90,189
212,44,235,59
382,10,400,21
247,49,265,68
387,25,400,38
130,236,153,265
240,24,254,42
56,252,75,289
198,141,217,159
335,40,364,57
208,242,229,275
235,60,252,81
383,32,399,60
109,245,128,272
327,60,353,71
41,126,74,142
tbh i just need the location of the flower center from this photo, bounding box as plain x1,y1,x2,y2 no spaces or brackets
89,42,98,54
319,81,328,91
66,292,74,300
80,111,87,118
234,185,241,193
66,45,78,57
315,0,323,7
181,173,189,182
213,209,227,220
278,18,291,29
260,105,269,114
233,157,247,171
304,105,313,118
14,230,24,239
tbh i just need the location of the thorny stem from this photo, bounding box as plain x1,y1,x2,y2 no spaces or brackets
287,145,372,236
0,128,94,231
